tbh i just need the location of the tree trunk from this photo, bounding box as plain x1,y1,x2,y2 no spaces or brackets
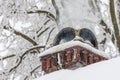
110,0,120,52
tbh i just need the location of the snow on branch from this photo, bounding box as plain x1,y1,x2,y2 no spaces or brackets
3,26,38,46
51,0,60,24
27,10,56,21
9,45,45,73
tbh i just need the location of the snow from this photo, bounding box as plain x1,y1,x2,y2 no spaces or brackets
38,41,110,59
56,0,101,30
0,49,10,57
0,15,3,24
2,29,11,36
9,19,32,31
3,60,7,67
12,21,23,31
13,21,32,31
14,75,21,80
0,42,14,57
0,43,6,51
35,57,120,80
36,1,46,9
100,0,109,5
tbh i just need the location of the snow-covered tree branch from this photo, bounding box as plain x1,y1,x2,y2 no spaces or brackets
0,0,57,80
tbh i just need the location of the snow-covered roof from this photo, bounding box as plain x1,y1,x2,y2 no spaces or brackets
38,41,111,59
34,57,120,80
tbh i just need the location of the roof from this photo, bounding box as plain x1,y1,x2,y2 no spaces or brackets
38,41,111,59
34,57,120,80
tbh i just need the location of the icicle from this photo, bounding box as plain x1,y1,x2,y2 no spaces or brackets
57,53,62,67
73,48,77,60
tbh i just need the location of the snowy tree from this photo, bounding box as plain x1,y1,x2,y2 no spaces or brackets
0,0,120,80
0,0,58,80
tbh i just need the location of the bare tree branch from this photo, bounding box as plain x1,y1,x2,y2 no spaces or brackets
44,19,51,25
27,10,56,21
110,0,120,51
36,27,43,34
30,65,41,74
24,65,41,80
37,27,50,37
0,54,16,61
99,20,111,44
100,20,111,34
36,19,51,34
51,0,60,24
45,27,55,46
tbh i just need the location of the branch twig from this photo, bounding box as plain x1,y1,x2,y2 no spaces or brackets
0,54,16,61
45,27,55,46
24,65,41,80
37,27,50,37
9,45,45,72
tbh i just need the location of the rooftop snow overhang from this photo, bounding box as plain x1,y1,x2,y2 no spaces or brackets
38,41,111,59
